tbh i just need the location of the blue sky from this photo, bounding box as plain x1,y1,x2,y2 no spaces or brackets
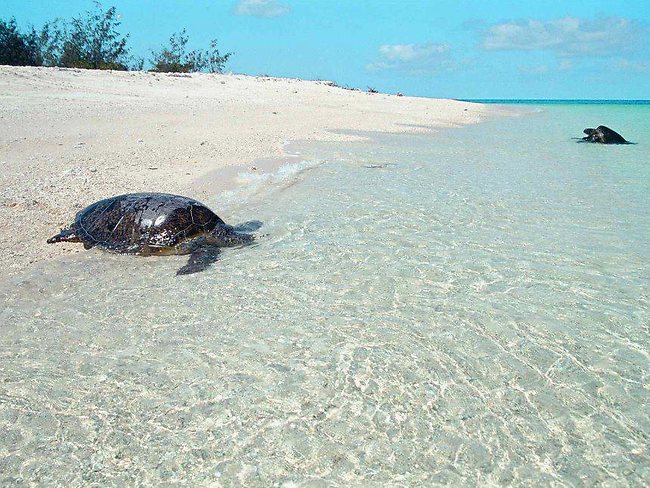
2,0,649,99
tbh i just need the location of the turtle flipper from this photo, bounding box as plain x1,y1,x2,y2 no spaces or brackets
176,246,221,275
47,227,81,244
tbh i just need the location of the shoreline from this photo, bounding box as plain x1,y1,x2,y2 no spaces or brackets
0,66,504,276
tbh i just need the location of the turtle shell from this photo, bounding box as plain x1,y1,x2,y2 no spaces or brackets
74,193,225,254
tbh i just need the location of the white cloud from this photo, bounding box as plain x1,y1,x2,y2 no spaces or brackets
378,43,449,62
518,64,549,75
519,58,576,75
611,59,650,73
233,0,290,18
481,17,643,57
368,43,456,74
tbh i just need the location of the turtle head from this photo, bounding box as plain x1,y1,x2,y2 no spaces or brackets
210,224,255,247
47,226,81,244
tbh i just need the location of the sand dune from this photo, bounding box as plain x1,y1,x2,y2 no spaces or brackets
0,66,497,275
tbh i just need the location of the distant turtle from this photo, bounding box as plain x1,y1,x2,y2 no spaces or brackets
580,126,629,144
47,192,256,275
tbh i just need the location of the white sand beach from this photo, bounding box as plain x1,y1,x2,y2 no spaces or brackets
0,66,495,276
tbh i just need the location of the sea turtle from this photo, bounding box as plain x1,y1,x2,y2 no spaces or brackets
47,192,256,275
580,126,629,144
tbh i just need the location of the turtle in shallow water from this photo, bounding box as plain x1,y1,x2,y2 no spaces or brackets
47,192,256,275
580,126,630,144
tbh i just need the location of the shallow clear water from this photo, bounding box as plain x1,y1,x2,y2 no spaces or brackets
1,105,649,485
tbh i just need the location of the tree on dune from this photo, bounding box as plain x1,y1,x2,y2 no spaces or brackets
0,18,41,66
59,2,131,70
0,2,231,72
149,29,232,73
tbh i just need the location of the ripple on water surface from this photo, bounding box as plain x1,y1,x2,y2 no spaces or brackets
1,107,649,485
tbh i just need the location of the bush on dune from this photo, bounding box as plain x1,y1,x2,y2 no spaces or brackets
0,3,131,70
149,29,232,73
0,18,41,66
58,3,131,70
36,20,66,67
0,17,67,67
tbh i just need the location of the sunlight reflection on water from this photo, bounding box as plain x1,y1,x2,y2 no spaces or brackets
1,107,649,485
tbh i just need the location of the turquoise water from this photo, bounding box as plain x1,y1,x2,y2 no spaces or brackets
1,104,649,485
461,99,650,106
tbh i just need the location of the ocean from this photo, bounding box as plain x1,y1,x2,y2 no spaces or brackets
1,102,648,485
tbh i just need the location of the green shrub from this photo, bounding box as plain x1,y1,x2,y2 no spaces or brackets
59,2,130,70
0,18,41,66
1,3,232,72
35,20,66,67
150,29,232,73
